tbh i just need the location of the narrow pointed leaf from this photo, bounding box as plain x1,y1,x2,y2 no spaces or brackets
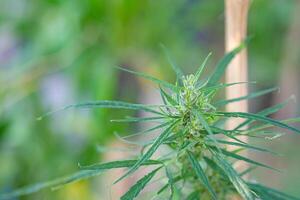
0,171,101,199
210,126,246,144
214,112,300,134
186,191,200,200
116,66,178,91
235,97,293,130
202,81,255,93
214,87,278,107
0,159,162,199
157,175,182,195
79,159,163,170
122,121,173,139
203,156,227,179
160,44,184,80
239,166,257,177
159,86,177,106
248,183,300,200
220,149,281,172
159,86,168,106
207,40,248,87
39,100,166,119
193,110,221,151
245,117,300,134
114,120,178,184
120,167,162,200
165,167,175,199
214,139,278,155
193,110,214,135
111,116,166,123
187,151,217,200
114,132,153,146
211,149,254,200
195,52,212,81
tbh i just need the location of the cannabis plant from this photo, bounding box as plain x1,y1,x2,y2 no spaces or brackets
1,43,300,200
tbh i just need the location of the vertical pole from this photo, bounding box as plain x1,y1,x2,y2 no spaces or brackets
225,0,250,169
225,0,250,132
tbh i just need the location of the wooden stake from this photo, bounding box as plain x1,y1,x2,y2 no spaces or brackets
225,0,250,131
225,0,250,170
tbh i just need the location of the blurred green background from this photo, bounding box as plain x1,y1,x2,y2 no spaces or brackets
0,0,300,199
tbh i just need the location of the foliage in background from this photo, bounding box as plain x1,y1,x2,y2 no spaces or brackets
0,0,299,199
1,43,300,200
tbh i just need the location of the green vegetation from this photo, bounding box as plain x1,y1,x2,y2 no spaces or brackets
1,43,299,200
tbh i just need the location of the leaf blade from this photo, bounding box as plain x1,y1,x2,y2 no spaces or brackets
160,44,184,80
116,66,179,91
207,40,248,87
187,151,217,200
0,159,163,200
195,52,212,81
214,87,278,107
79,159,163,170
213,139,279,155
39,100,166,119
114,120,178,184
234,97,293,130
210,149,254,200
248,183,300,200
214,112,300,134
220,149,281,172
120,167,162,200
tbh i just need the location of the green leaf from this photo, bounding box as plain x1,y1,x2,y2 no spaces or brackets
245,130,284,140
159,86,177,106
193,110,221,151
79,159,163,170
245,117,300,134
120,167,162,200
224,134,247,145
220,149,281,172
239,166,257,177
159,86,168,106
214,112,300,134
0,170,102,199
164,130,186,144
203,156,227,179
114,132,153,146
214,87,278,107
116,66,179,91
114,120,178,184
157,175,182,195
187,151,217,200
195,52,212,81
213,139,279,155
111,116,166,123
0,159,165,199
186,191,200,200
210,126,246,144
234,97,294,130
202,81,255,93
165,167,175,199
211,149,254,200
121,121,173,139
248,183,300,200
207,40,248,87
160,44,184,80
38,100,166,119
193,110,214,136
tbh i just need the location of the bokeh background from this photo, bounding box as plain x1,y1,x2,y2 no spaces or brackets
0,0,300,199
